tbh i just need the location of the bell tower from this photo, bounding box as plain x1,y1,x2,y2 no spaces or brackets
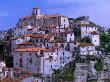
32,7,40,15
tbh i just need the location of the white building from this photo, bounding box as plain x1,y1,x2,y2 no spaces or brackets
12,25,34,39
79,43,96,56
12,48,72,76
21,76,42,82
16,7,70,30
41,49,72,75
80,24,98,38
0,61,14,78
90,31,100,46
0,61,6,77
13,67,43,82
67,33,74,42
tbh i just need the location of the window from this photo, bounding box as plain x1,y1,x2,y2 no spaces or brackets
40,39,42,42
20,58,22,63
20,53,22,56
35,53,37,56
64,24,65,28
30,53,31,56
64,19,65,22
36,39,38,43
47,44,49,47
29,58,32,63
70,38,71,41
35,63,36,65
57,53,58,55
51,65,52,68
44,20,45,23
63,52,64,56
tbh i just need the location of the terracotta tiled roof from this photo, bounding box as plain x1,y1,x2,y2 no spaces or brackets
23,34,33,37
17,42,36,45
49,25,58,28
22,16,31,19
14,48,54,52
24,33,54,40
12,34,33,40
79,43,94,47
44,34,54,40
80,24,95,27
2,67,12,71
12,33,54,40
90,31,99,35
1,77,21,82
38,14,66,19
32,34,45,38
51,31,74,35
13,67,33,76
13,67,41,80
45,56,53,60
33,7,39,10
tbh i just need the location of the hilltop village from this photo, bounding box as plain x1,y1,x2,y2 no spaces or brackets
0,7,110,82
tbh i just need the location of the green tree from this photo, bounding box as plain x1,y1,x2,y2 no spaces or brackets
75,53,81,63
78,37,91,43
100,31,110,52
74,27,81,38
94,59,104,82
94,59,103,72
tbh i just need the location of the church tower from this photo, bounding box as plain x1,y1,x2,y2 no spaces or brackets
32,7,40,15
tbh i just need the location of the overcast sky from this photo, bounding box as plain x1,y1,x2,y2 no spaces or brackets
0,0,110,31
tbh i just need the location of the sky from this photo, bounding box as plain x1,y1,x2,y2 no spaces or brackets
0,0,110,31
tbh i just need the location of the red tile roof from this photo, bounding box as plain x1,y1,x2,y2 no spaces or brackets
44,34,54,40
23,33,54,40
45,56,53,60
23,34,33,37
17,42,36,45
13,67,33,76
22,16,31,19
90,31,99,35
49,25,58,28
38,14,66,19
79,43,94,47
14,48,54,52
33,7,39,10
13,67,41,80
80,24,95,27
1,77,21,82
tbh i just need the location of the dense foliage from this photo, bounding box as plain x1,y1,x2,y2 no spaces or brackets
53,61,75,82
94,59,103,72
0,40,13,67
100,31,110,52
